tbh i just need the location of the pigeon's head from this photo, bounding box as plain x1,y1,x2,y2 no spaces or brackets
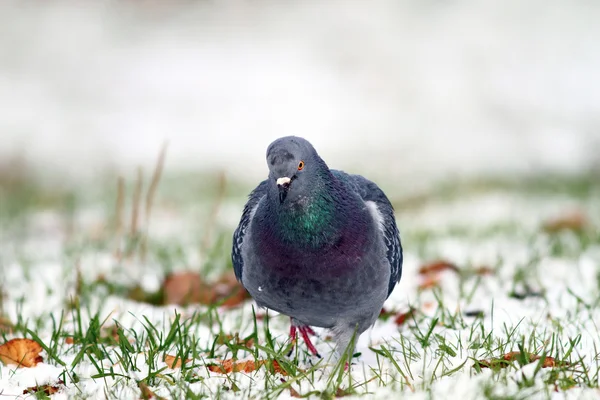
266,136,327,204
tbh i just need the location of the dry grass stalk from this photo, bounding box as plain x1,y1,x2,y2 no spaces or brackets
145,141,168,226
113,176,125,258
130,167,144,237
201,171,227,252
140,142,168,261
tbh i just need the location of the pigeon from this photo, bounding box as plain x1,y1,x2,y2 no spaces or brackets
232,136,402,360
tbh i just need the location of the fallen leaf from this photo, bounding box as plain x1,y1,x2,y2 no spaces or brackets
102,325,122,342
163,272,209,305
418,260,459,275
270,360,289,376
0,316,13,334
138,381,154,400
417,260,459,290
138,381,166,400
0,338,43,367
474,266,494,276
418,275,440,290
394,308,417,326
213,272,251,308
336,387,353,397
208,359,288,375
378,307,397,321
289,386,302,398
543,211,588,233
474,351,566,369
163,354,192,369
208,359,260,374
162,271,250,307
23,381,63,396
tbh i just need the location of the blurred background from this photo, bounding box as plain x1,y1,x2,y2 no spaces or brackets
1,0,599,191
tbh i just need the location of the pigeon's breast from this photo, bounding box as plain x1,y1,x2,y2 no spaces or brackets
242,209,389,328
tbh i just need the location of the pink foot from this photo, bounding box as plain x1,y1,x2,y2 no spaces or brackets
288,321,321,358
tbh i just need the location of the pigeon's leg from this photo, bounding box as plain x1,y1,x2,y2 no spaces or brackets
288,318,321,358
332,323,360,364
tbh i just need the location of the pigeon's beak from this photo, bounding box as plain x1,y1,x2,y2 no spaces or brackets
276,177,291,203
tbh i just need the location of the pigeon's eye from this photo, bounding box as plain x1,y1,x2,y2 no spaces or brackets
297,161,305,171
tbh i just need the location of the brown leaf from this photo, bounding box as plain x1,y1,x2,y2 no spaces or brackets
23,382,63,396
394,308,416,326
418,260,459,275
289,386,303,398
0,316,13,334
163,272,209,305
474,352,566,369
0,338,43,367
162,271,250,307
138,381,155,400
543,211,588,233
163,354,192,369
417,260,459,290
474,266,494,276
138,381,166,400
336,387,353,397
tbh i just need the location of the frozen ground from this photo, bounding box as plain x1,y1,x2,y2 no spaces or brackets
1,174,599,399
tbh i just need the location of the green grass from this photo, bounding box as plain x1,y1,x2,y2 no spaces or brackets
1,168,600,399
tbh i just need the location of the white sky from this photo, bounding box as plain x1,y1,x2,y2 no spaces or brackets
1,1,599,185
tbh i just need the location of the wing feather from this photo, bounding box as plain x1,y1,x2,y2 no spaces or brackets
332,170,403,297
231,180,267,281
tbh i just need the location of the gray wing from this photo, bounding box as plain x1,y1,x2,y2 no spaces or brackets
333,170,403,298
232,180,268,282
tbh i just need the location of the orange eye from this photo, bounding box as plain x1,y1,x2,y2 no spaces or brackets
297,160,305,170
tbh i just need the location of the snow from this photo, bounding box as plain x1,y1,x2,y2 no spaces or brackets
2,188,600,398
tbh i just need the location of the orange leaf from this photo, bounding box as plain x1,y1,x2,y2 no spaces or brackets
418,260,459,275
418,275,440,290
270,360,289,376
543,211,587,233
208,359,262,374
163,354,192,369
207,358,288,375
394,308,416,326
0,338,43,367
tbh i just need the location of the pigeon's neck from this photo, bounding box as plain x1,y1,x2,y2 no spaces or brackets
271,179,342,248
